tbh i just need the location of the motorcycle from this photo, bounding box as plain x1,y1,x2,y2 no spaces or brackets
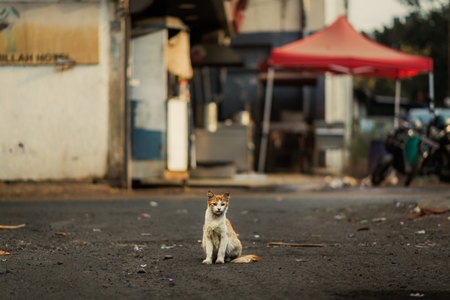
404,112,450,186
370,119,421,186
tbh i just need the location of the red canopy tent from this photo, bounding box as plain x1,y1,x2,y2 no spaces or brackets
269,15,432,78
258,15,434,172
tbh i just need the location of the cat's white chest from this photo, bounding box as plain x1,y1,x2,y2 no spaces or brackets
204,218,226,235
203,210,228,247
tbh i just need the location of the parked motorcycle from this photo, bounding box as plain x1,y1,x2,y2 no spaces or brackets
404,112,450,186
370,119,421,186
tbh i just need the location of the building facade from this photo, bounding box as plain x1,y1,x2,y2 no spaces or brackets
0,0,242,186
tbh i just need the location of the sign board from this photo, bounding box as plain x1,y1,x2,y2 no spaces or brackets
0,2,99,65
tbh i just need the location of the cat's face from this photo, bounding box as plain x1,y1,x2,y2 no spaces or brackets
207,190,230,216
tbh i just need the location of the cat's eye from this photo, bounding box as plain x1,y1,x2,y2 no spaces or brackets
221,203,225,206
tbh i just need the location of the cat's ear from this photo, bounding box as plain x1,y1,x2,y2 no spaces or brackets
207,190,215,199
223,191,230,200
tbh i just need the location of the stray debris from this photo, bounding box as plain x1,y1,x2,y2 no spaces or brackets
93,228,101,232
150,201,158,207
295,258,306,262
116,243,145,248
159,278,173,282
415,230,426,235
360,176,372,188
325,176,359,189
164,255,173,260
412,207,449,217
137,264,147,273
0,224,26,229
138,213,151,220
254,235,260,238
383,170,399,186
55,232,67,237
357,227,369,231
267,242,324,248
325,176,344,189
0,250,10,255
140,233,152,236
409,292,424,297
161,244,175,249
342,176,358,187
134,245,143,251
415,241,436,249
411,198,450,217
372,217,386,222
334,215,346,220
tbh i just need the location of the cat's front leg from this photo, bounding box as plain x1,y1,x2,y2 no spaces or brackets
202,238,214,264
215,235,228,264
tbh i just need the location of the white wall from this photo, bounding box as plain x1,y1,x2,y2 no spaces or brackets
304,0,325,31
0,0,110,181
324,0,347,25
325,74,353,172
240,0,302,33
305,0,346,31
305,0,351,173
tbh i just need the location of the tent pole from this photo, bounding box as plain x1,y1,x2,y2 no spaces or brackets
394,79,401,128
258,67,275,173
428,72,435,115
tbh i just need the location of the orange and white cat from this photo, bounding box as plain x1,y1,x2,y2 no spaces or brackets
202,190,262,264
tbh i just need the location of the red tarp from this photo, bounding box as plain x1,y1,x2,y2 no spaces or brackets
269,16,433,79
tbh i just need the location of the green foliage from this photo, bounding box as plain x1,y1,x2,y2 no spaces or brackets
398,0,422,7
348,131,371,158
348,119,394,159
357,3,449,106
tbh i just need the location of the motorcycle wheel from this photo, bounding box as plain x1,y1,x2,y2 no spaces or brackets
405,154,426,187
371,154,393,186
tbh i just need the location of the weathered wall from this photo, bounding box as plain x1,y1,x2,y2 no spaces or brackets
0,0,111,181
304,0,347,31
106,4,127,186
240,0,302,33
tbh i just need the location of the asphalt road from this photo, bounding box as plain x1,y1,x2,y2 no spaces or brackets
0,186,449,300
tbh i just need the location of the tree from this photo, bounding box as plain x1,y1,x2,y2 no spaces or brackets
357,3,449,106
396,0,450,101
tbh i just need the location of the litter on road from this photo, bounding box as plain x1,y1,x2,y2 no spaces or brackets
159,278,173,282
411,198,450,217
267,242,325,248
372,217,386,222
0,224,26,229
410,292,425,297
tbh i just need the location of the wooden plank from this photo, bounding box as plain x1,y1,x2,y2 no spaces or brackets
267,242,325,248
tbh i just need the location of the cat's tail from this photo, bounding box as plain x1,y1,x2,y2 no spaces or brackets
230,254,263,263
